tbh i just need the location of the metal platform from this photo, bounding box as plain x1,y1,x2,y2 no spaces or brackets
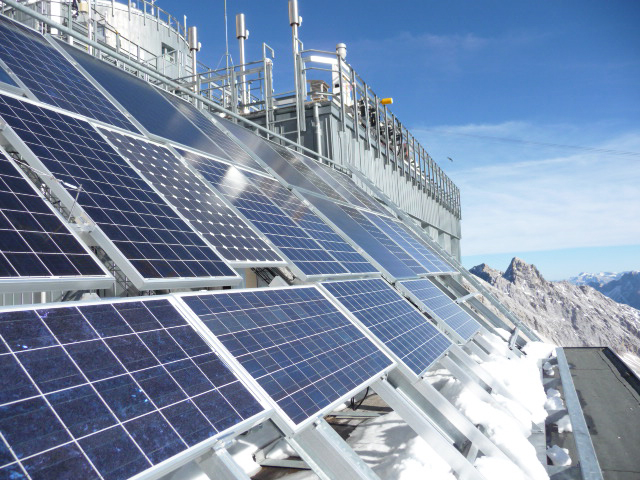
564,347,640,480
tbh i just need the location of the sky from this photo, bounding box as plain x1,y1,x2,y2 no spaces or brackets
157,0,640,280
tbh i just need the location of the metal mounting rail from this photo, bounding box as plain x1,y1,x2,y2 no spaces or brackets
555,348,604,480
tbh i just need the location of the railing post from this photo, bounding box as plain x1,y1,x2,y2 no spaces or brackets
363,82,371,150
337,54,346,132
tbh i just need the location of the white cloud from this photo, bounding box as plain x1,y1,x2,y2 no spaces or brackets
414,122,640,256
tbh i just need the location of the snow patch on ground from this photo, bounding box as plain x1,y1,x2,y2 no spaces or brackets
284,412,456,480
555,414,573,433
546,445,572,466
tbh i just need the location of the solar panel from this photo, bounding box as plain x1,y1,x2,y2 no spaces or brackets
159,92,265,172
243,171,377,275
314,164,389,214
58,41,228,159
0,93,239,288
398,279,481,342
364,212,451,273
0,16,137,132
322,279,452,375
98,128,284,266
214,117,346,201
0,297,265,479
304,194,417,280
177,148,348,278
0,149,111,290
0,65,17,88
339,205,427,276
178,287,392,426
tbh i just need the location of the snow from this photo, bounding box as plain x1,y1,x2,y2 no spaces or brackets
284,412,456,480
241,340,556,480
546,445,571,466
555,414,573,433
544,389,565,411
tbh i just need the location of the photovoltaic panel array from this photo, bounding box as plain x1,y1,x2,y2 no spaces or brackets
322,279,452,375
304,194,417,280
399,279,481,342
0,16,137,132
179,287,392,426
159,93,265,172
314,164,389,214
243,171,377,275
215,117,345,202
216,116,390,214
59,42,230,160
364,212,454,274
0,298,264,479
0,150,110,286
340,205,426,276
0,94,237,286
98,129,283,265
177,148,347,277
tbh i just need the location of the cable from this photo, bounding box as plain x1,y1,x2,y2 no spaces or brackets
419,128,640,158
350,387,369,411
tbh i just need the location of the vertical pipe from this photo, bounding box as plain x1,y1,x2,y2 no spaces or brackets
289,0,302,144
313,101,323,159
383,105,390,166
236,13,249,113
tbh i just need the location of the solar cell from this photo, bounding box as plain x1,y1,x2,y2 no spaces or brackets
0,93,239,288
398,279,481,342
0,16,137,132
314,164,389,214
322,279,452,375
0,149,111,290
98,128,284,265
304,194,417,280
0,298,264,479
0,64,17,88
159,92,265,171
364,212,452,273
179,287,392,426
177,148,348,277
339,205,427,276
243,171,377,275
58,41,229,159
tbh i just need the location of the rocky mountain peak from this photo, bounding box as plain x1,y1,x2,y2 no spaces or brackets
469,258,640,372
468,263,503,284
503,257,545,284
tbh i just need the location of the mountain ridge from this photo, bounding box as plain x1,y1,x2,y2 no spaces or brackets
469,258,640,371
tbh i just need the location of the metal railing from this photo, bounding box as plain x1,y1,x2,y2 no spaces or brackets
298,49,460,218
1,0,460,218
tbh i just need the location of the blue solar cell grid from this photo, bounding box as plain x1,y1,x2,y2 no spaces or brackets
180,287,392,426
0,150,108,281
243,171,377,275
340,204,426,276
399,279,481,342
99,129,283,265
0,298,264,479
0,94,237,284
304,194,417,280
322,279,452,375
160,92,265,172
364,212,453,273
0,65,17,88
0,16,137,132
177,148,348,277
314,164,389,214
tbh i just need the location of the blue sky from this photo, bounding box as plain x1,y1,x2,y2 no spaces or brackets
159,0,640,280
